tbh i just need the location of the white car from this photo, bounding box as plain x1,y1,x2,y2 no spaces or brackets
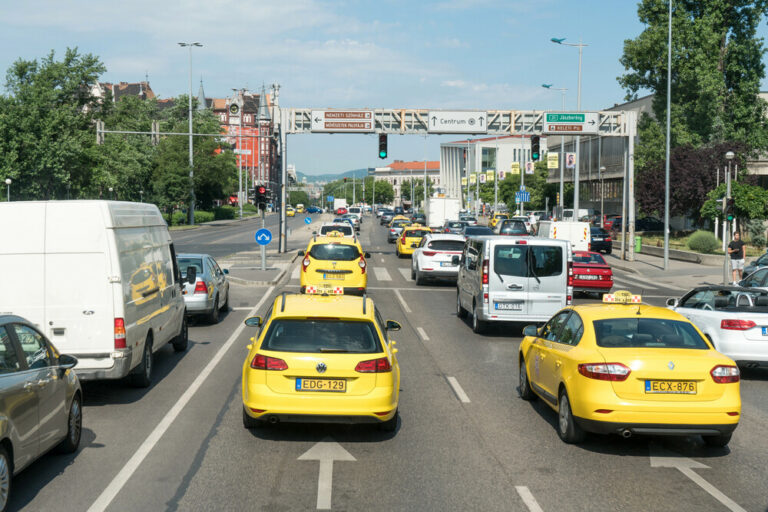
510,216,532,233
318,222,356,239
410,234,466,285
667,285,768,368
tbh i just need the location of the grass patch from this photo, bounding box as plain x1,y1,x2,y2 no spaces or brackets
618,233,764,257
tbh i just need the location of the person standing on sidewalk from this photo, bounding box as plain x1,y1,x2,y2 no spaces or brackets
728,231,746,284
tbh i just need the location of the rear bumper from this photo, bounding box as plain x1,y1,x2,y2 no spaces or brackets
574,283,612,293
420,268,459,279
73,349,134,381
575,417,738,437
184,294,213,314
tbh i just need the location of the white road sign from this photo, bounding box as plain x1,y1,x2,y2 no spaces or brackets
428,111,488,134
311,110,374,132
544,112,599,135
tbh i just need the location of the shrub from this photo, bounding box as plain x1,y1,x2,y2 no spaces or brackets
242,203,257,212
194,211,214,223
214,206,236,220
171,211,187,226
687,230,719,254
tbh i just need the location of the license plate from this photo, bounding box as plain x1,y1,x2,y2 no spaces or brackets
441,262,453,267
323,273,345,280
645,380,697,394
579,275,600,280
763,327,768,336
295,378,347,392
495,302,522,311
593,238,603,241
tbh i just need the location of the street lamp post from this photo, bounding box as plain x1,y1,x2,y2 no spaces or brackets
178,42,203,225
4,178,10,202
723,151,735,285
139,190,144,203
663,0,673,270
109,187,114,200
542,84,568,218
599,166,606,228
551,37,588,216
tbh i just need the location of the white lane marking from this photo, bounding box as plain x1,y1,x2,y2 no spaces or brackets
232,307,256,311
298,438,356,510
380,258,385,264
393,289,412,313
398,268,411,281
373,267,392,281
291,266,300,280
446,376,471,403
515,486,544,512
612,274,662,290
650,444,746,512
283,284,455,292
87,286,277,512
416,327,429,341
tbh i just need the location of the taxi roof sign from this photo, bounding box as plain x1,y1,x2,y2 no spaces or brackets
305,285,344,295
603,290,641,304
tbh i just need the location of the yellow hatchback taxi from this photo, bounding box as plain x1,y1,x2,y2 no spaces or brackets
396,226,432,258
299,234,370,295
286,206,296,217
489,212,508,228
518,291,740,447
241,292,401,430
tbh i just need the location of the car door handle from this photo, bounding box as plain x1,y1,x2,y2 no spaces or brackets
142,288,159,297
23,382,34,391
555,361,562,368
507,284,523,290
36,379,51,387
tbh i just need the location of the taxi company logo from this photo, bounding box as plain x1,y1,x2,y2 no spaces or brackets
316,362,327,374
332,262,337,269
668,361,675,370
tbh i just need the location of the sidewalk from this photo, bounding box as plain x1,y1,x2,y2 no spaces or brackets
606,251,727,290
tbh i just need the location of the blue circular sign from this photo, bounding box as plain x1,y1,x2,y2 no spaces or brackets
255,228,272,246
304,216,312,225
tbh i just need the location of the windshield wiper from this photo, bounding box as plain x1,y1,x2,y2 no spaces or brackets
319,348,349,353
527,248,541,284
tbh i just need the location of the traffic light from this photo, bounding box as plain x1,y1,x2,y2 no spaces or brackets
255,185,267,210
726,197,735,221
378,134,388,159
343,177,347,183
531,135,540,161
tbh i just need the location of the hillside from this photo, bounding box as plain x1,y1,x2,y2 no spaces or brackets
297,168,370,183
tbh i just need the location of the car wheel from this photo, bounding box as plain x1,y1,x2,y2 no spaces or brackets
130,337,153,388
606,249,612,255
172,316,189,352
557,389,585,443
221,287,229,311
379,409,398,432
456,291,468,319
415,267,425,286
518,359,535,401
472,302,486,334
56,394,82,454
207,295,220,324
242,406,265,429
0,445,11,512
702,433,732,448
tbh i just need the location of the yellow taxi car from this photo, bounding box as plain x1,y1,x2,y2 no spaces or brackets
241,291,401,430
299,234,370,295
396,225,432,258
295,204,305,213
390,215,410,224
286,206,296,217
518,291,740,446
489,212,509,228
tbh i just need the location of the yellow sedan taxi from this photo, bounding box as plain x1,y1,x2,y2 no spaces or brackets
286,207,296,217
299,234,370,295
489,212,509,228
518,291,740,446
241,291,401,430
396,225,433,258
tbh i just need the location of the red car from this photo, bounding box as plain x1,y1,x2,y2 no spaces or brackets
572,251,613,295
335,207,348,215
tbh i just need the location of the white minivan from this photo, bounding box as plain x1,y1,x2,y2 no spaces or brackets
0,200,188,387
455,236,573,333
536,221,591,252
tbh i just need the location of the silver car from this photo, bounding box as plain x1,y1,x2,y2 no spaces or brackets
178,253,230,324
0,315,82,510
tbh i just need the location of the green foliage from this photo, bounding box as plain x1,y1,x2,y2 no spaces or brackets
193,211,214,223
213,205,236,220
687,230,720,254
322,176,394,206
171,211,187,226
289,190,309,206
746,219,767,247
701,181,768,222
242,203,257,212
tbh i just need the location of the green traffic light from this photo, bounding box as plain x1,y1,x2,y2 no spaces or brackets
379,151,387,158
727,215,734,221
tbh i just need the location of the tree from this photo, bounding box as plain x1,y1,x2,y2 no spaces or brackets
701,180,768,229
362,177,394,205
289,190,309,206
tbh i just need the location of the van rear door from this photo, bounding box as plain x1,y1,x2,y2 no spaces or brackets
487,242,529,319
527,242,567,318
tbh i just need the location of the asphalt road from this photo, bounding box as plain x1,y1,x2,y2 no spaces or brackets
11,215,768,512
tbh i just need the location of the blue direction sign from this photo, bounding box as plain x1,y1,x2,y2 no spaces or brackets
255,228,272,246
304,216,312,225
327,195,334,203
515,191,530,203
519,185,526,191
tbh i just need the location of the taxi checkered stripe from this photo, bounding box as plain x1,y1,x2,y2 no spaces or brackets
305,286,317,294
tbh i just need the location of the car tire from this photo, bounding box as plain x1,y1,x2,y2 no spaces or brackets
557,389,585,443
207,295,220,324
56,394,82,454
242,406,265,429
472,302,486,334
702,433,732,448
411,266,416,280
606,249,612,255
172,316,189,352
415,268,425,286
130,337,153,388
518,359,535,401
221,288,229,311
379,409,398,432
456,291,468,319
0,445,11,512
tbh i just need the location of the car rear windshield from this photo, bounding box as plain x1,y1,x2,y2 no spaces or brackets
594,318,710,349
591,227,609,236
320,225,353,236
447,222,465,228
428,240,465,251
261,319,382,353
499,221,528,234
309,244,360,261
392,220,410,227
493,245,563,278
465,227,493,236
177,258,203,276
405,229,430,237
574,253,606,265
348,208,361,213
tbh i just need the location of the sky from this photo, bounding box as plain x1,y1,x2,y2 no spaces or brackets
2,0,768,175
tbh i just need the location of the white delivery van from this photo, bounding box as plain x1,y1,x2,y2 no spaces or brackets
426,197,461,229
0,200,188,387
536,221,591,252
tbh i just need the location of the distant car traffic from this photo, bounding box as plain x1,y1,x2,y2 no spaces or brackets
396,226,433,258
335,207,348,215
299,234,370,296
462,225,494,238
387,219,412,243
590,227,613,254
178,253,230,324
442,220,468,234
459,215,478,226
306,206,322,214
495,219,528,236
571,251,613,295
318,222,355,239
286,207,296,217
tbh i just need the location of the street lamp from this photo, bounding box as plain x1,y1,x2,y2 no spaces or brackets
551,37,588,216
599,166,606,228
178,42,203,225
542,84,568,216
663,0,673,270
4,178,10,202
139,190,144,202
109,187,114,200
723,151,735,284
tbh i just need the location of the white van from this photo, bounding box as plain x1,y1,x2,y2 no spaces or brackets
0,201,188,387
536,221,591,252
455,236,573,333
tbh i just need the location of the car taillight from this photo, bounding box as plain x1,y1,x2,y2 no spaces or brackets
606,237,612,242
711,365,740,383
302,256,311,272
194,280,208,294
355,357,391,373
567,261,574,286
423,251,436,256
358,256,367,274
482,259,489,285
401,235,406,244
250,354,288,370
390,229,396,233
578,363,631,381
720,319,756,330
114,318,126,349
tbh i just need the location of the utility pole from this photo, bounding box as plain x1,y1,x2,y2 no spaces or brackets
723,151,735,284
663,0,673,270
178,42,202,225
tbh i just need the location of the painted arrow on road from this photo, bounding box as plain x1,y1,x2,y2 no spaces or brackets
298,438,356,510
649,443,746,512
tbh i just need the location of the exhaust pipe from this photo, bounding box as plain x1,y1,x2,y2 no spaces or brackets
621,429,632,438
268,415,280,425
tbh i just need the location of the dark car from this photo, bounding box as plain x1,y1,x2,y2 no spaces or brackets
496,219,528,236
442,220,468,234
636,216,664,232
744,251,768,277
394,206,404,215
590,227,613,254
411,213,427,225
462,225,494,238
306,206,322,214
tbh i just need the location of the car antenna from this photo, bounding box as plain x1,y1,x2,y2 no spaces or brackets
637,288,644,315
362,293,367,315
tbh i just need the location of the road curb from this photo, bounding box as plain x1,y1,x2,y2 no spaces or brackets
607,259,639,274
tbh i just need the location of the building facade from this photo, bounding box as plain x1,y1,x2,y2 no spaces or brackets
372,160,440,206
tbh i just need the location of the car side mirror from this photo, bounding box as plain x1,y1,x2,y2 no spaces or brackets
223,269,229,275
452,255,460,265
385,320,401,331
750,261,756,266
187,266,197,284
244,316,263,327
522,325,539,337
665,298,678,307
411,243,418,248
58,354,78,371
298,250,305,256
365,252,371,258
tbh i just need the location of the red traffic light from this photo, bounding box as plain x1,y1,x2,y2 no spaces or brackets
257,186,266,194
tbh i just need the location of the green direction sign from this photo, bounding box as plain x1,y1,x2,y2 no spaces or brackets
546,113,585,123
544,112,599,134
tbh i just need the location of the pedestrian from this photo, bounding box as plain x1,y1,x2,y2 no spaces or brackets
728,231,746,285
